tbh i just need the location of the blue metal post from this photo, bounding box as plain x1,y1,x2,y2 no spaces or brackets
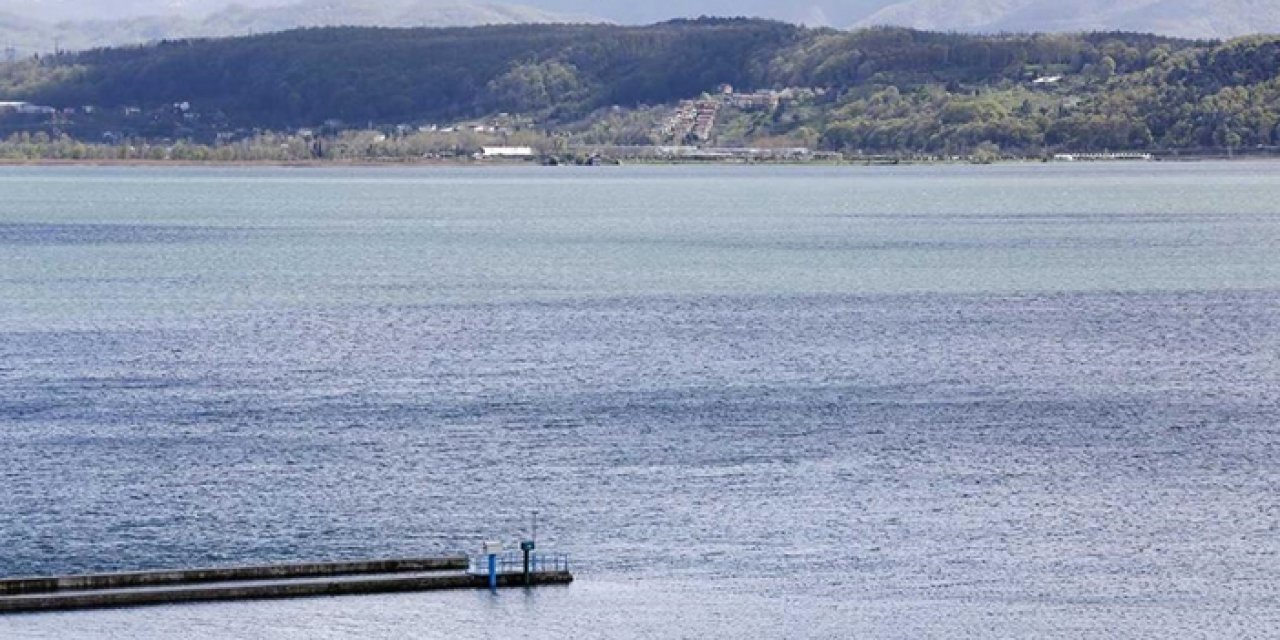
488,553,497,591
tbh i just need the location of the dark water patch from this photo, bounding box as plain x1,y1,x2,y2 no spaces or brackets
0,222,255,246
820,211,1280,224
549,234,1272,253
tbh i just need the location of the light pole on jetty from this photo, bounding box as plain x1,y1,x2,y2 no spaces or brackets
522,511,539,587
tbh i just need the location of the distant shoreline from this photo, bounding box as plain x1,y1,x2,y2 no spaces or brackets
0,155,1273,169
0,158,476,168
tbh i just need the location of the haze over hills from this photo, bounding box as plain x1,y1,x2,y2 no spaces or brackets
199,0,592,32
4,0,1280,55
0,0,596,53
0,1,899,25
858,0,1280,39
514,1,899,26
518,0,1280,35
0,0,279,22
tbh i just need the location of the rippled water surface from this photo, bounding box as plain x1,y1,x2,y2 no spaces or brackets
2,163,1279,638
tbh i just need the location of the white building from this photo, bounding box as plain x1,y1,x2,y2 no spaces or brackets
481,146,535,158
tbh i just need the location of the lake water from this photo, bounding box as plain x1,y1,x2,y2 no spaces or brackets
1,163,1278,638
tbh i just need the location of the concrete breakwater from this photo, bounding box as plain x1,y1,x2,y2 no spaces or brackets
0,557,469,596
0,556,573,614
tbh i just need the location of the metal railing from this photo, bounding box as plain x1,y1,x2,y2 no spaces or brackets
467,552,570,576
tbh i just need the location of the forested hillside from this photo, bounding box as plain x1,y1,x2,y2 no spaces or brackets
3,19,1280,155
3,20,803,126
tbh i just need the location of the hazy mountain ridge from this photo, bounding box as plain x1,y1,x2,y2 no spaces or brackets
0,0,281,22
858,0,1280,39
0,1,903,27
202,0,596,33
6,0,1280,54
0,0,595,53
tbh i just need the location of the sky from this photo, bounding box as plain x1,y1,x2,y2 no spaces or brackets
0,0,902,25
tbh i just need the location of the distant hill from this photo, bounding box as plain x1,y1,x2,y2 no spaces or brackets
0,0,596,54
198,0,596,33
858,0,1280,39
4,19,805,126
5,20,1280,156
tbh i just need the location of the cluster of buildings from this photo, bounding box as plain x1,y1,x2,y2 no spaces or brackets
568,144,838,162
3,86,840,160
418,123,504,135
717,84,777,111
0,100,193,121
1052,152,1153,161
415,113,533,138
661,99,722,143
659,85,828,144
721,85,827,110
654,145,829,161
0,101,56,116
725,91,779,111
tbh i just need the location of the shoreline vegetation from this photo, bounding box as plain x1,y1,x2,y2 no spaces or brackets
0,129,1269,167
0,151,1270,168
4,20,1280,161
